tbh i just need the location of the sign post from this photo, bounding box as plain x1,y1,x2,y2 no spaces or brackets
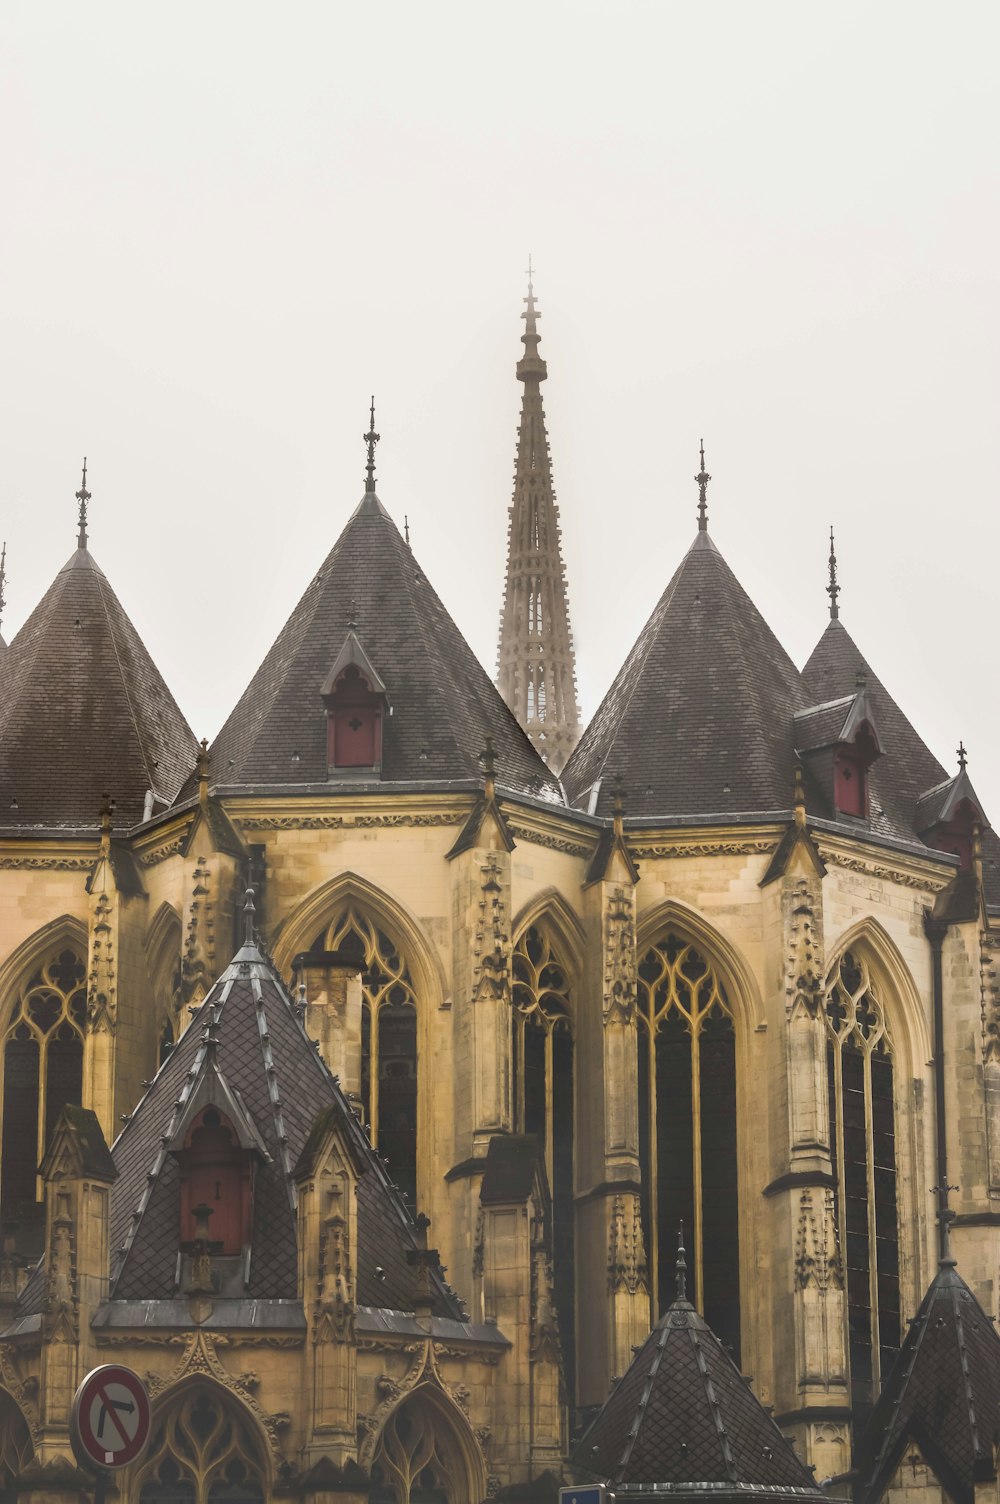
70,1364,152,1502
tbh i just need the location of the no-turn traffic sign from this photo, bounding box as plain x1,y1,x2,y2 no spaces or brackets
70,1365,152,1472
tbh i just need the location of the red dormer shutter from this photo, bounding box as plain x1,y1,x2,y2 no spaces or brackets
179,1107,250,1254
326,663,383,770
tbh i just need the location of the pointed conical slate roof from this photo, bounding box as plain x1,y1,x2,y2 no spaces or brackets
801,619,949,845
211,486,562,801
98,926,462,1316
854,1259,1000,1504
0,541,197,829
574,1284,821,1500
564,531,809,820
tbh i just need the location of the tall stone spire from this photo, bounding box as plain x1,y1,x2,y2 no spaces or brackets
496,262,581,774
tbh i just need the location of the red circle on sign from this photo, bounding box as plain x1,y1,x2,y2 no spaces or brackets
70,1364,152,1472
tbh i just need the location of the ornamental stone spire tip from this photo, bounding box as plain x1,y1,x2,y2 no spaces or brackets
497,267,581,774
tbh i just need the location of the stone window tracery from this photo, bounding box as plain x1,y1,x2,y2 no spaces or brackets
1,949,85,1222
512,923,575,1394
313,908,417,1208
370,1392,473,1504
824,949,900,1419
136,1389,265,1504
0,1391,32,1502
636,933,740,1358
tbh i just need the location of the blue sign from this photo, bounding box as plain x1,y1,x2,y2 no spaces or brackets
559,1489,608,1504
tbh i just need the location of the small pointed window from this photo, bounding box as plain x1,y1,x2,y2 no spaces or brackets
178,1107,250,1256
325,663,383,771
834,724,878,819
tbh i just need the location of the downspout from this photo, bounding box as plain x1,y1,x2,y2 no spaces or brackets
923,911,952,1261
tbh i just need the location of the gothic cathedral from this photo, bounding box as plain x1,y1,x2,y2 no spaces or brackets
1,278,999,1504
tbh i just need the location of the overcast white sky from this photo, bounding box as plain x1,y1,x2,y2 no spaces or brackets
2,2,997,815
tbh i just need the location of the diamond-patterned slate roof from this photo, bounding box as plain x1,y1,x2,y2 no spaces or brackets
801,619,950,844
0,543,197,828
209,489,561,802
854,1258,1000,1504
563,531,810,820
802,618,1000,903
573,1289,821,1498
5,933,463,1322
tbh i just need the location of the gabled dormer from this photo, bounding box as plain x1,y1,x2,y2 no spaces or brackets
165,1029,270,1271
321,631,389,777
794,679,883,821
917,749,987,870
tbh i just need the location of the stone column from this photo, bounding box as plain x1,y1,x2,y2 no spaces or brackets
445,804,515,1305
295,1110,360,1470
82,808,149,1146
575,846,646,1409
35,1108,116,1472
761,837,849,1481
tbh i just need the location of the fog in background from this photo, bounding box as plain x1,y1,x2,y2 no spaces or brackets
2,2,997,812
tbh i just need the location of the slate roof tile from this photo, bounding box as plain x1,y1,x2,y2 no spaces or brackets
854,1259,1000,1504
12,934,463,1324
802,619,1000,901
574,1287,821,1497
563,532,810,820
210,490,561,802
0,545,197,828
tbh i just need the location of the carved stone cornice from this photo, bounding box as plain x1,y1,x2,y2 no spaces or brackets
815,841,951,894
629,838,778,860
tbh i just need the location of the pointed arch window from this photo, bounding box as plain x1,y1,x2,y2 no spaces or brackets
1,949,85,1226
313,909,418,1208
136,1389,266,1504
512,924,575,1395
369,1390,480,1504
637,933,740,1358
825,950,900,1419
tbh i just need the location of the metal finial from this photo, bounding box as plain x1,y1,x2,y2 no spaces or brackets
76,458,91,550
243,887,257,947
364,396,380,494
855,667,867,691
0,541,6,637
958,741,968,772
695,441,711,533
526,252,534,298
675,1222,688,1302
827,526,840,620
404,514,410,548
930,1181,959,1266
346,598,358,630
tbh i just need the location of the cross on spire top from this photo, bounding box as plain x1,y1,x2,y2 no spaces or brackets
827,526,841,620
364,397,380,494
957,741,968,772
76,458,91,550
695,441,711,533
